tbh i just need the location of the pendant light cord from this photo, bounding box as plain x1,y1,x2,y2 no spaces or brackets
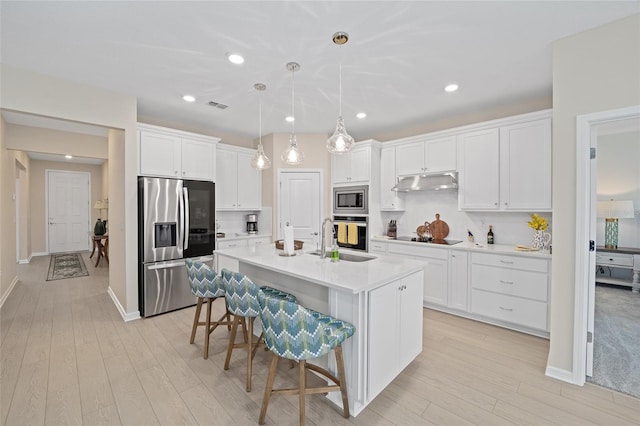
339,63,342,117
291,68,295,135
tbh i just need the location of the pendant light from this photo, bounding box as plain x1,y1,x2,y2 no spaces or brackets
327,32,354,154
281,62,304,165
250,83,271,170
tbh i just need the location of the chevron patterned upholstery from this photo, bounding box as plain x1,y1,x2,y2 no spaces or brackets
257,292,355,361
185,258,225,298
184,258,231,359
221,269,297,318
220,268,297,392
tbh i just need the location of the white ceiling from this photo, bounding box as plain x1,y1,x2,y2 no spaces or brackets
1,1,639,141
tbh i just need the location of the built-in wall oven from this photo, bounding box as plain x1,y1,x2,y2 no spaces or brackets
333,185,368,215
333,215,368,252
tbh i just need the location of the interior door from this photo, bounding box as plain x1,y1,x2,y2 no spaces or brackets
279,171,321,248
48,170,90,253
586,125,598,376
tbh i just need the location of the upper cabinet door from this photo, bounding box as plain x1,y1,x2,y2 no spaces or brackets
139,131,181,178
395,141,425,176
349,147,371,182
236,151,261,210
380,146,404,210
500,119,552,211
458,128,500,210
331,153,351,184
216,149,238,209
425,136,456,173
181,137,215,180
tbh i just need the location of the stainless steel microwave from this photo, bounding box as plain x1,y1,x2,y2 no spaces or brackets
333,185,368,214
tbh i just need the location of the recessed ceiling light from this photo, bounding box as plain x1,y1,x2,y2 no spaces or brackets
65,155,73,159
445,84,459,92
285,116,295,123
228,53,244,64
356,112,367,119
182,95,196,102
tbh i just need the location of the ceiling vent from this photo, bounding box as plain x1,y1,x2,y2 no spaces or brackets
208,101,229,110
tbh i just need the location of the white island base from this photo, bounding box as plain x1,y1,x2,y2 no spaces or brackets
215,246,424,416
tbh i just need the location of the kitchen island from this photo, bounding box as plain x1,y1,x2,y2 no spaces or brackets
215,245,424,416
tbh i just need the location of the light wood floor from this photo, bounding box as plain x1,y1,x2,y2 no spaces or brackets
2,254,639,426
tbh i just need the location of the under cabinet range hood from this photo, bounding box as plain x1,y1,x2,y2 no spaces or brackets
391,172,458,192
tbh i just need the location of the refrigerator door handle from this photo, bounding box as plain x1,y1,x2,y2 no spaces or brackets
148,260,186,270
177,181,185,256
183,187,190,251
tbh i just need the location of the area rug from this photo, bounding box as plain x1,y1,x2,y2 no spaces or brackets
587,285,640,399
46,253,89,281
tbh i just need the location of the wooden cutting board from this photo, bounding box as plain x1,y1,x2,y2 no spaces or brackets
429,214,449,240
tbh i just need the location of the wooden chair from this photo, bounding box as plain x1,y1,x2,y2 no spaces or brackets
257,291,355,425
220,269,297,392
184,259,231,359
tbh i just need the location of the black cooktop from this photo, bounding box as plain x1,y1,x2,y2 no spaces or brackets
396,236,462,245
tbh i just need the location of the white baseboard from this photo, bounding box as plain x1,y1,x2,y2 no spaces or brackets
545,365,577,384
18,254,33,264
107,286,140,322
0,276,19,309
31,252,49,257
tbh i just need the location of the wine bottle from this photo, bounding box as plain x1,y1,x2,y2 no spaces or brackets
487,225,494,244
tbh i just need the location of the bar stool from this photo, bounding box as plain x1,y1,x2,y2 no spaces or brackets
257,292,355,425
220,269,297,392
185,259,231,359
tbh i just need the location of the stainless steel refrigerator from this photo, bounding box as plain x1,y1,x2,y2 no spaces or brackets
138,177,216,317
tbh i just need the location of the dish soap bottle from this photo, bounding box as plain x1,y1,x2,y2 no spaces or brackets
331,238,339,262
487,225,494,245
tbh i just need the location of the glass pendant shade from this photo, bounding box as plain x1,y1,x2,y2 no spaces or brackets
327,115,354,154
281,134,304,165
251,144,271,170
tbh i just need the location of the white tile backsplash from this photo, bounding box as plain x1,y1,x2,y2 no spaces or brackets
216,207,272,236
377,189,552,247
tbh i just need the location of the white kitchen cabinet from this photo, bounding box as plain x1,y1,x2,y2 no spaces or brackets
499,119,552,210
380,146,404,210
448,251,469,311
216,144,261,210
458,128,500,210
470,252,550,332
332,146,371,184
368,270,423,400
387,243,448,306
138,124,219,180
368,240,388,255
215,239,247,272
395,136,456,176
458,117,552,211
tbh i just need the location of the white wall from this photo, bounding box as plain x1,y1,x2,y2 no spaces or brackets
548,14,640,374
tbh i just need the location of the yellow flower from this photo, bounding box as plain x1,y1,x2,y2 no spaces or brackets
528,213,548,231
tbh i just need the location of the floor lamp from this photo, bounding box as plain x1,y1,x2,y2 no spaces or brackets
596,199,635,249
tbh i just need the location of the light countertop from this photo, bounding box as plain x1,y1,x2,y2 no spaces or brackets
216,232,272,241
371,236,552,259
215,244,424,294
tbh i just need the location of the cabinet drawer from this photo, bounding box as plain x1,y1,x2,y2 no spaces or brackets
369,241,388,253
249,237,271,248
217,239,248,250
388,243,448,260
596,253,634,267
471,289,547,330
471,265,547,301
472,252,548,273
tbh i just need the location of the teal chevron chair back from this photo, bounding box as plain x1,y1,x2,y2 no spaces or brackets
221,269,262,317
185,258,224,298
257,292,355,361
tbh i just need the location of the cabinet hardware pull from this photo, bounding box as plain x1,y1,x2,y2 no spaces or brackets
500,260,514,264
499,280,514,285
499,306,513,311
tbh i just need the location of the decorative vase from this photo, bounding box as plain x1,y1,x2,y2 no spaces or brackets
94,218,106,236
531,230,551,250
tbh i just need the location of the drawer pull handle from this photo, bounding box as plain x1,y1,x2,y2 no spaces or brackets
499,280,514,285
499,306,513,312
499,260,514,264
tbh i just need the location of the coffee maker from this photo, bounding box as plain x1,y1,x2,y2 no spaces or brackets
246,214,258,234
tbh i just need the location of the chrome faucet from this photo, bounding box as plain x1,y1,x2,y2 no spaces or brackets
320,217,335,259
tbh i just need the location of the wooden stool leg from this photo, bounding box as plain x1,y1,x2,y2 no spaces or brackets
190,297,203,344
246,317,254,392
203,298,212,359
259,353,279,425
224,316,241,370
334,345,350,418
299,359,307,426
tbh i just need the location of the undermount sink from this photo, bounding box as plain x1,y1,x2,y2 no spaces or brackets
308,250,376,262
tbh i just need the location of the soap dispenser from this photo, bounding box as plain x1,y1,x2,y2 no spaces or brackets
331,238,339,262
